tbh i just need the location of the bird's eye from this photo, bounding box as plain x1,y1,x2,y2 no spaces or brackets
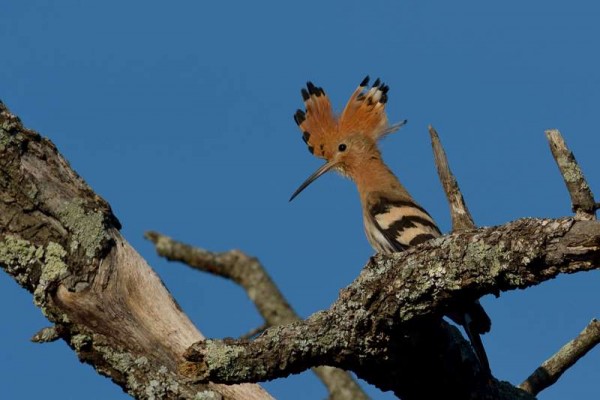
338,143,347,152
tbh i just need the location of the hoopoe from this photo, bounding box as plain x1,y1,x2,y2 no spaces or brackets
290,76,492,374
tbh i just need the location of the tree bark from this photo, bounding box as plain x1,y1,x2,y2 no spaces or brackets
0,101,271,399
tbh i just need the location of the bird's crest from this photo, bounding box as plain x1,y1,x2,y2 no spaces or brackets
293,76,404,160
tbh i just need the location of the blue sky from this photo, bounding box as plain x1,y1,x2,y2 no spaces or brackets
1,1,599,399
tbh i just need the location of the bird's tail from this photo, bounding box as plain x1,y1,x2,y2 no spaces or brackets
463,300,491,375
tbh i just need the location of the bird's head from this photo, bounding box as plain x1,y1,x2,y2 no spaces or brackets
290,76,406,201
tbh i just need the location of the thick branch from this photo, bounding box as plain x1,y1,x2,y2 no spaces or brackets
0,101,270,399
145,231,368,400
546,129,597,220
429,125,476,231
520,319,600,395
182,217,600,399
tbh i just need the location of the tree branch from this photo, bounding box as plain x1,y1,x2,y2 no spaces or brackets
429,125,476,231
144,232,296,325
145,231,369,400
240,323,268,339
0,101,270,399
546,129,597,220
519,319,600,395
31,325,63,343
181,216,600,399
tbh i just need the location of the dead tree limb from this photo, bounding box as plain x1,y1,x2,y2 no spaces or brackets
0,101,271,399
519,319,600,395
145,231,368,400
429,124,476,231
546,129,597,220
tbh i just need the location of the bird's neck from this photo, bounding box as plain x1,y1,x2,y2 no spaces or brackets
351,156,413,204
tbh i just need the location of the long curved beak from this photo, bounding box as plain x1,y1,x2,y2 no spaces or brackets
289,161,338,202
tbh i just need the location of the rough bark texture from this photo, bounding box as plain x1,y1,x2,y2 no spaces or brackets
0,101,270,399
545,129,597,220
182,217,600,399
429,125,476,231
145,231,368,400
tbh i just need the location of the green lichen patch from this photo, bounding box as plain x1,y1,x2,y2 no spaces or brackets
89,342,184,399
33,241,69,306
205,340,246,367
1,112,22,133
58,199,109,259
134,356,149,367
194,390,223,400
0,235,39,267
0,118,25,152
138,366,182,399
0,235,72,322
71,333,93,352
42,242,68,282
0,235,43,286
144,375,181,400
0,132,11,150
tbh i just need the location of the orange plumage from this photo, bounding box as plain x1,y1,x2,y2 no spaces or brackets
293,76,404,161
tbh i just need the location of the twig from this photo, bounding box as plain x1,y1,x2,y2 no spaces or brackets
545,129,597,220
145,231,369,400
240,324,268,340
519,319,600,395
428,125,476,232
31,325,63,343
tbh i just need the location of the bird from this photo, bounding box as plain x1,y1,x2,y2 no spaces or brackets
289,76,491,374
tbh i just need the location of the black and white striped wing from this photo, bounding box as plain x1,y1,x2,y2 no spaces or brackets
365,198,442,254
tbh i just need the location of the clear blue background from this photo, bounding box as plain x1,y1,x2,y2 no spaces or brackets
1,1,599,399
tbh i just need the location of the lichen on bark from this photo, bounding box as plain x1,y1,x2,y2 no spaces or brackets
0,235,43,283
0,235,68,296
58,199,111,259
34,241,68,305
